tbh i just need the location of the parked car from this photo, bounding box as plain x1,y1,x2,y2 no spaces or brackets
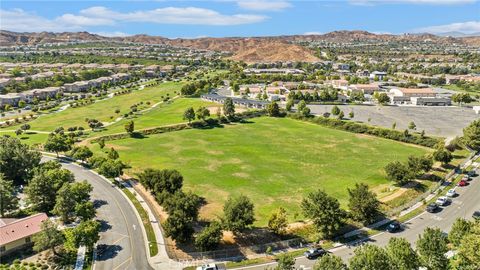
386,221,402,233
473,211,480,220
467,170,476,177
426,203,439,213
304,247,327,259
446,189,457,197
436,196,450,206
458,180,468,187
462,175,471,182
196,264,226,270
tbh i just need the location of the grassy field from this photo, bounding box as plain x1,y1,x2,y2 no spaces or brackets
89,98,220,136
7,82,183,133
96,117,430,226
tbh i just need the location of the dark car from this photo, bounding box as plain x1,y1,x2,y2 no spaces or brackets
473,211,480,220
386,221,402,233
304,247,327,259
467,170,476,177
426,203,439,213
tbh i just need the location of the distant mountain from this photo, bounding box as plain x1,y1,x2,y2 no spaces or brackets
434,31,480,37
1,30,479,63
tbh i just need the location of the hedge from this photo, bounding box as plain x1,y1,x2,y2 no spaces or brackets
288,113,441,148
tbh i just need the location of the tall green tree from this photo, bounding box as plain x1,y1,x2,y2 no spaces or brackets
455,221,480,269
275,253,295,270
195,221,223,251
196,106,210,121
107,147,119,160
0,175,18,217
331,105,340,116
432,147,453,166
124,120,134,134
377,93,390,105
70,146,93,163
223,195,255,233
73,220,101,250
44,133,73,157
386,237,420,270
26,166,74,213
448,218,472,247
267,101,280,117
463,119,480,151
301,190,346,238
223,98,235,118
163,209,194,243
385,161,412,185
313,254,347,270
349,244,391,270
267,207,288,235
183,107,196,123
347,183,380,225
0,136,41,185
33,219,65,256
416,227,449,270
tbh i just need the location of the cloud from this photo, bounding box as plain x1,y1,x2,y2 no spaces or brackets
413,21,480,34
303,31,323,35
350,0,476,5
237,0,292,11
0,6,268,33
92,31,130,37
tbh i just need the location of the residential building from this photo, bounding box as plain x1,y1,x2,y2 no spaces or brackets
349,84,380,95
0,213,48,257
370,71,387,81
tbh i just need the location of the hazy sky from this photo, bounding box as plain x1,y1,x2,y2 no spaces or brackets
1,0,479,38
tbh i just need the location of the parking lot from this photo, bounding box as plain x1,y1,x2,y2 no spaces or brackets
307,104,479,139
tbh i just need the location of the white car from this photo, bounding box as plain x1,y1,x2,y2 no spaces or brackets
196,264,226,270
446,189,456,197
436,196,450,206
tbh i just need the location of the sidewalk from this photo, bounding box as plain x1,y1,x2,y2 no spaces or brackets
74,246,86,270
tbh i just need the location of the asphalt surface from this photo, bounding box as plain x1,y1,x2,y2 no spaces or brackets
237,167,480,270
43,157,153,270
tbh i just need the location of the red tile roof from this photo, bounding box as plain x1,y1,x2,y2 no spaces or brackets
0,213,48,246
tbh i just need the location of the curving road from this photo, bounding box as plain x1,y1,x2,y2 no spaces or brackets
237,165,480,270
43,157,153,270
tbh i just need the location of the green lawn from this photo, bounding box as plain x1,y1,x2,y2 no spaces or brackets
7,82,183,133
98,117,430,226
90,98,220,136
0,131,49,146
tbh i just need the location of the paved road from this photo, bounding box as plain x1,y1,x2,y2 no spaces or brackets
238,167,480,270
43,157,152,270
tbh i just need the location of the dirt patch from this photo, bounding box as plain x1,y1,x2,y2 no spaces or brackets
232,172,250,178
207,150,224,156
379,180,420,203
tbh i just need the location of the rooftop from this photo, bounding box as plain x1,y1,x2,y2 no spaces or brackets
0,213,48,246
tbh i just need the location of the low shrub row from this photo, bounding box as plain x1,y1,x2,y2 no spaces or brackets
288,113,441,148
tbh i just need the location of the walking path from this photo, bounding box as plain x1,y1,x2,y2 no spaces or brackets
74,246,86,270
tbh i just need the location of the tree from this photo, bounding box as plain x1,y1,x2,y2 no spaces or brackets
98,139,106,149
223,98,235,118
386,237,420,270
21,123,31,131
75,201,96,221
377,93,390,105
87,119,103,131
107,147,119,160
463,119,480,151
98,159,126,178
448,218,471,247
275,253,295,270
44,133,73,157
0,136,41,185
125,120,134,134
337,110,344,120
223,195,255,233
33,219,64,256
15,129,23,136
384,161,412,185
301,190,346,238
331,105,340,116
0,175,18,217
416,227,448,270
349,244,391,270
183,107,196,123
407,155,433,176
408,121,416,130
268,207,288,235
432,147,452,166
162,191,201,220
71,146,93,163
266,101,280,117
297,100,307,112
313,254,347,270
285,99,294,112
72,220,101,250
163,209,194,243
196,106,210,121
26,166,74,213
53,183,76,223
137,168,183,197
452,93,473,106
455,221,480,269
349,111,354,119
348,183,380,225
195,221,223,251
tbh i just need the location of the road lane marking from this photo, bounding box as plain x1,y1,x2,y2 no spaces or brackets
113,257,132,270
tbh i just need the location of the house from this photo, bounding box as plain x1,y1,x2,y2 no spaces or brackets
24,87,61,102
389,88,436,98
330,79,349,90
349,84,379,95
63,81,90,92
410,97,451,106
0,93,24,107
0,213,48,257
0,78,11,89
370,71,387,81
